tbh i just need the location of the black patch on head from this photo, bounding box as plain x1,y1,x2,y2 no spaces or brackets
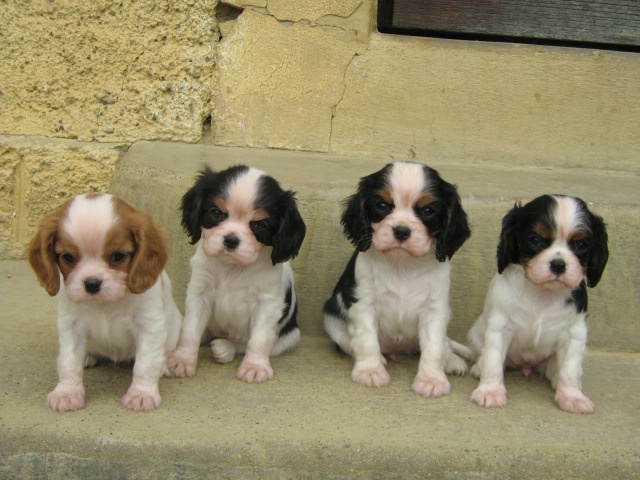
254,175,306,265
180,164,250,245
323,251,359,322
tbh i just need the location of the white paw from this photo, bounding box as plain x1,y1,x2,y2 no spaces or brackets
47,384,85,412
412,373,451,398
121,385,161,411
167,350,198,378
445,353,469,376
351,362,391,388
470,362,481,378
84,354,98,368
236,358,273,383
555,389,595,414
471,383,507,408
211,339,237,364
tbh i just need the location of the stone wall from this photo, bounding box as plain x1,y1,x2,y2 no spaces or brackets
1,0,639,257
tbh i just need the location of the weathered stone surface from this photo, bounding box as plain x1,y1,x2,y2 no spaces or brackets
330,35,640,171
214,10,362,151
0,136,125,258
0,1,216,143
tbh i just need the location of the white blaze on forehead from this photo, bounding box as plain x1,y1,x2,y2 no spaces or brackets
225,167,265,218
553,195,586,241
62,194,116,256
389,162,430,208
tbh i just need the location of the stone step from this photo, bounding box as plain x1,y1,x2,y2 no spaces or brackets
1,261,638,479
111,141,639,351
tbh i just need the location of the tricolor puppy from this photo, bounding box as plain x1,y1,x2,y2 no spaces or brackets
468,194,609,413
169,165,306,383
28,193,182,412
323,161,472,398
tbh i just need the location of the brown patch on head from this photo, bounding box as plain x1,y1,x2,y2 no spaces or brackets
213,197,228,213
416,193,436,209
53,231,81,280
251,209,270,222
112,197,168,294
27,199,73,296
533,222,553,241
378,188,394,204
104,220,136,275
569,230,588,242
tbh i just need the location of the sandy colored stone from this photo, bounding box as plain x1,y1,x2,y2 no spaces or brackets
0,1,216,143
214,10,362,151
266,0,363,23
0,136,125,258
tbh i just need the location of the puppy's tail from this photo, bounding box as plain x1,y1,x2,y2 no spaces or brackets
449,339,475,361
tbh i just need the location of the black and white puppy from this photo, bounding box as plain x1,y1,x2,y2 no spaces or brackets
168,165,306,383
468,194,609,413
324,161,472,398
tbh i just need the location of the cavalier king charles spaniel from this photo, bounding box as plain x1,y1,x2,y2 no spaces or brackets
28,193,182,412
468,194,609,413
323,161,472,398
168,165,306,383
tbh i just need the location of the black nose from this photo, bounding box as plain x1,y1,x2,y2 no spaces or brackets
84,278,102,294
223,234,240,251
549,259,566,275
393,226,411,242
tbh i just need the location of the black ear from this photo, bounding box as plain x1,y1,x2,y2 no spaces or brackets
585,211,609,287
341,192,372,252
435,182,471,262
271,192,306,265
180,167,213,245
497,203,521,274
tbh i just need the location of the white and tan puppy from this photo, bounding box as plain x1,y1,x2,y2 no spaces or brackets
468,194,609,413
28,193,182,412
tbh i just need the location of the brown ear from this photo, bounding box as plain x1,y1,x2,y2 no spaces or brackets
27,212,62,296
127,210,169,294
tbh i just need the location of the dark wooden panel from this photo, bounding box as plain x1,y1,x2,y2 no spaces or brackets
378,0,640,50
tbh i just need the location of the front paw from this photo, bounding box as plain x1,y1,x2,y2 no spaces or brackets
236,357,274,383
412,373,451,398
471,383,507,408
121,385,161,411
167,350,198,378
47,385,85,412
351,362,391,387
555,389,595,414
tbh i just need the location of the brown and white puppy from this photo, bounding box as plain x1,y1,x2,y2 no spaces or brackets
468,194,609,413
323,161,472,398
28,193,182,412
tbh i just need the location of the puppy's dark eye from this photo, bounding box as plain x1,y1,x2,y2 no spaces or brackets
250,220,269,234
572,239,590,254
60,253,76,266
209,207,227,221
375,200,393,214
419,205,436,218
109,252,128,266
528,234,544,249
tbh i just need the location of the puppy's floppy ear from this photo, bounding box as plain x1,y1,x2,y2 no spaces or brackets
181,166,215,245
271,191,306,265
341,170,383,252
585,210,609,288
128,210,169,294
497,202,521,274
435,181,471,262
27,210,63,296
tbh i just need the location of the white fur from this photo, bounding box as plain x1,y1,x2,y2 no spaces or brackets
468,264,593,413
168,244,300,383
325,249,470,397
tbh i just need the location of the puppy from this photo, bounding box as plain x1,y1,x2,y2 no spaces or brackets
468,194,609,413
28,193,182,412
323,161,472,398
168,165,306,383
